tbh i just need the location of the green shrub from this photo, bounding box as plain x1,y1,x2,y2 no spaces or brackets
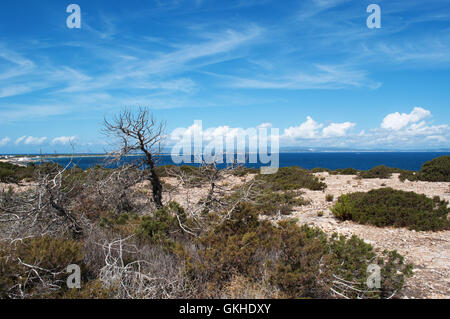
61,279,114,299
230,166,258,177
0,236,85,298
332,188,450,231
256,166,326,191
399,156,450,182
331,194,354,221
417,156,450,182
191,203,278,296
359,165,397,179
253,190,308,216
190,203,412,299
138,201,189,248
271,221,331,298
0,162,35,183
326,194,334,202
310,167,330,173
332,168,359,175
139,208,177,243
328,234,412,298
398,170,418,182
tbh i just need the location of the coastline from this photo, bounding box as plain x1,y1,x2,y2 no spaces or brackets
1,151,449,171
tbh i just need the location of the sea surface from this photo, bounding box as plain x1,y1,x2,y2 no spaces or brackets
35,152,449,171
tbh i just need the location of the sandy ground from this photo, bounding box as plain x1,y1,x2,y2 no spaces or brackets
0,182,36,193
290,173,450,299
160,173,255,208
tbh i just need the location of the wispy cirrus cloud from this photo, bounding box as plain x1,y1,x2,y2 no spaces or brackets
0,47,34,81
218,64,381,90
0,85,35,98
0,105,70,124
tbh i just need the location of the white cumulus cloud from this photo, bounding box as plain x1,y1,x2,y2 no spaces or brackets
322,122,356,138
381,107,431,131
284,116,323,139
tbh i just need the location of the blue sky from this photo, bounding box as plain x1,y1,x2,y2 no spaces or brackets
0,0,449,153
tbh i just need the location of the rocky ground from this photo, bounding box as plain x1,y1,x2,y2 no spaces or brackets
291,173,450,299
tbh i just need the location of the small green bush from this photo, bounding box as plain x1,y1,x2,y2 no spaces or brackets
138,201,190,248
0,162,35,183
271,221,331,298
310,167,330,173
256,166,326,191
332,168,359,175
417,156,450,182
328,234,412,298
326,194,334,202
332,188,450,231
230,166,258,177
399,156,450,182
189,203,412,299
254,190,308,216
0,236,85,298
398,170,418,182
359,165,397,179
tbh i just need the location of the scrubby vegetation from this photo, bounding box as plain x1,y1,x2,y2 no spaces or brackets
188,204,411,299
311,167,360,175
399,156,450,182
251,189,308,216
332,188,450,231
418,156,450,182
0,162,35,183
0,159,414,299
222,166,319,217
332,168,360,175
256,166,326,191
359,165,400,179
346,156,450,182
0,236,86,298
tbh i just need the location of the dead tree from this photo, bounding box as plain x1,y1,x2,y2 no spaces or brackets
103,107,165,208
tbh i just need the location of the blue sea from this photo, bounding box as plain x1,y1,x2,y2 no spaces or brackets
36,152,449,171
